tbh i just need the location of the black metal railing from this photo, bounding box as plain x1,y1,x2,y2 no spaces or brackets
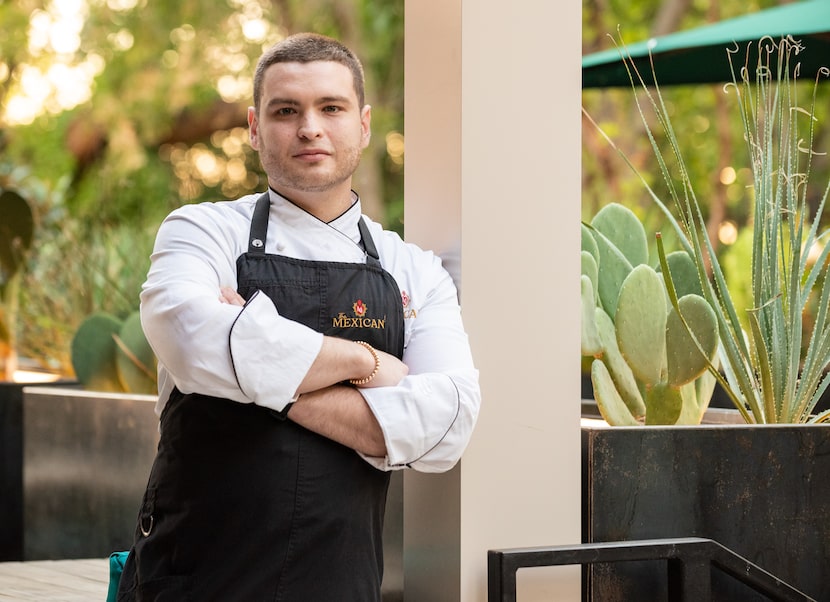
487,537,816,602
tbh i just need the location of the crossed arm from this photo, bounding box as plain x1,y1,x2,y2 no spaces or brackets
143,205,479,472
219,286,409,457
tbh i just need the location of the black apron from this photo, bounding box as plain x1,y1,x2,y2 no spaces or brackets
118,193,404,602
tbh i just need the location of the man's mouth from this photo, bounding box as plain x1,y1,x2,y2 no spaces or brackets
294,149,330,161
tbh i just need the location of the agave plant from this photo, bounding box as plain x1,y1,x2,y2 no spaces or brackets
588,35,830,424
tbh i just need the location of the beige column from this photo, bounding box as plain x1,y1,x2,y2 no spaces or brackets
404,1,582,601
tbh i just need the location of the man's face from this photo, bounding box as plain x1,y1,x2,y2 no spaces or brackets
248,60,371,201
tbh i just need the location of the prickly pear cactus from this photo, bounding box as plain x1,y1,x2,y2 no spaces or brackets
72,313,124,392
581,203,719,425
71,311,157,394
115,311,157,394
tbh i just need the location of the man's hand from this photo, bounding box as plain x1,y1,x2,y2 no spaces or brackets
220,286,245,306
356,347,408,388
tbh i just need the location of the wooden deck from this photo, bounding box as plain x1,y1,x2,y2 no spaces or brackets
0,558,109,601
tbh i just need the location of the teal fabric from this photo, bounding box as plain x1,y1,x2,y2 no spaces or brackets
106,551,129,602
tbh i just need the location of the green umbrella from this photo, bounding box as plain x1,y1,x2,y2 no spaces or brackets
583,0,830,88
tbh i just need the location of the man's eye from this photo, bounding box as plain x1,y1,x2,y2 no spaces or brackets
276,107,295,116
323,106,341,113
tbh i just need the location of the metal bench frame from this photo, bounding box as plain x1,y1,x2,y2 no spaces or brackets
487,537,816,602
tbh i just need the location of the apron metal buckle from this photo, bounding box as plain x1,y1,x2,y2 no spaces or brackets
140,515,154,537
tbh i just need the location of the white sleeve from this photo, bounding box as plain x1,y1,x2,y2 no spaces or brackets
357,265,481,473
140,205,322,412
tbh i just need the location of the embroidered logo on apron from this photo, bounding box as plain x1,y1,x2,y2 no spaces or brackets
354,299,367,316
333,298,387,330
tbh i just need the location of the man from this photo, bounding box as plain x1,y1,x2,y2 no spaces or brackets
117,32,480,601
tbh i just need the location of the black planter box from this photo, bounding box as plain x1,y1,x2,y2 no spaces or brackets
22,387,159,560
582,422,830,601
0,380,78,561
0,381,26,561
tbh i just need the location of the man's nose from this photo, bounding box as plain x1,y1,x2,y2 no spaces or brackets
298,113,323,139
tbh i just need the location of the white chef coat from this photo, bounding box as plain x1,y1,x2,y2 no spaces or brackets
140,189,480,473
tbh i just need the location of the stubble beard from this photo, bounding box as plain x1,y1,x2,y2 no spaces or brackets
261,146,363,194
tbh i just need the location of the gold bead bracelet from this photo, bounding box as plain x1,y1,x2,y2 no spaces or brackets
349,341,380,386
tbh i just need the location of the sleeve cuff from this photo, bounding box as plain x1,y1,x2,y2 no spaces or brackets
229,290,323,412
358,374,461,469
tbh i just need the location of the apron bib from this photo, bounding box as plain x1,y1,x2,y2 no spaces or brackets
119,193,404,602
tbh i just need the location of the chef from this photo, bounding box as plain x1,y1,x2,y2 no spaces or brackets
116,32,480,601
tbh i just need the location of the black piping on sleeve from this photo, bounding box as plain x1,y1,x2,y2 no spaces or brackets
228,289,260,401
389,373,462,469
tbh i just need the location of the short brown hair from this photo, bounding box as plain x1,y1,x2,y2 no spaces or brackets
252,33,366,113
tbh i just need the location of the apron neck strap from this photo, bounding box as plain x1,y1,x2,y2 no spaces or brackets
248,192,271,255
358,217,381,267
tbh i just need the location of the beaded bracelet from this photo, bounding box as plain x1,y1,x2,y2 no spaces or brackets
349,341,380,385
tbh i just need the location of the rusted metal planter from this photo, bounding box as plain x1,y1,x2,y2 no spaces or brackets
582,413,830,601
21,386,159,560
0,380,77,561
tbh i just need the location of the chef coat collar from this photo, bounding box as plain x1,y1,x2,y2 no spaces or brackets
267,188,362,244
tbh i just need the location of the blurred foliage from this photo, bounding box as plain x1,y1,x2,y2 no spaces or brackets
582,0,830,254
582,0,830,375
0,0,403,377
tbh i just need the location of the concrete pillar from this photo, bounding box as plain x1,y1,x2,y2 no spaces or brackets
404,1,582,600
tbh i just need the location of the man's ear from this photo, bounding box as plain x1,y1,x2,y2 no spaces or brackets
248,106,259,150
360,104,372,150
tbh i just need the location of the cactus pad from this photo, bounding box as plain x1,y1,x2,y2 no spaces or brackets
615,264,667,384
115,311,157,394
644,382,683,425
594,308,646,418
581,275,602,356
591,203,648,267
662,250,703,298
666,294,719,386
592,360,640,426
71,313,125,392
